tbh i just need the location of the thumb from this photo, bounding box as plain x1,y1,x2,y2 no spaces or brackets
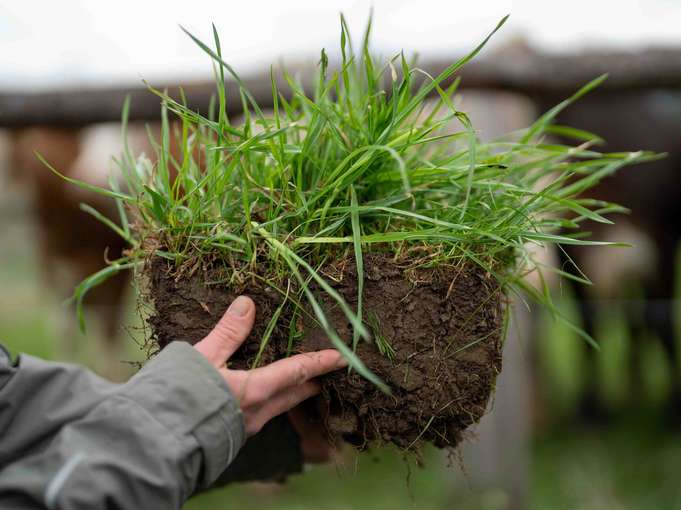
194,296,256,367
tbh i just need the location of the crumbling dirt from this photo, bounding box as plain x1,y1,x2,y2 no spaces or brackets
148,252,503,450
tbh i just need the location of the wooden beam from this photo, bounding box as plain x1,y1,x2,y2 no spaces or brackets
2,47,681,128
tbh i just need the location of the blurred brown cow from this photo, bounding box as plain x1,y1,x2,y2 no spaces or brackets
7,125,147,378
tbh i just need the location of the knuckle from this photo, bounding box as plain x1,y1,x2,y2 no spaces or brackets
316,351,329,368
294,361,309,385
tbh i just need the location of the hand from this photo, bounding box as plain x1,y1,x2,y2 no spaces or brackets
194,296,347,436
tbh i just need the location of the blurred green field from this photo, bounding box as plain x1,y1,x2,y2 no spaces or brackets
2,212,681,509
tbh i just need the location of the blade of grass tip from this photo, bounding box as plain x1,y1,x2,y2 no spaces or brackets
521,74,608,143
554,154,636,199
396,14,509,125
108,176,130,240
557,312,600,350
73,260,137,332
212,23,225,96
180,25,267,123
159,101,172,192
270,66,285,160
350,186,364,352
361,10,375,97
339,13,355,56
339,14,358,127
318,48,329,99
173,89,191,200
545,125,604,144
212,23,229,149
36,152,134,203
120,95,135,169
362,8,373,55
79,203,133,244
556,244,592,284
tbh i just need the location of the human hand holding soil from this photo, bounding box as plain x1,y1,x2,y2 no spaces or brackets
194,295,347,437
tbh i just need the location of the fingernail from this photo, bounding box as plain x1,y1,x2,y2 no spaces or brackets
228,296,251,317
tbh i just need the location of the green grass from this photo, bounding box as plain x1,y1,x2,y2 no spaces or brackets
44,15,659,388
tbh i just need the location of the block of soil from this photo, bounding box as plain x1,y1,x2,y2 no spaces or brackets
149,252,503,450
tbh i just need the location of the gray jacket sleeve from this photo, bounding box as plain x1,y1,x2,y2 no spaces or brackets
0,341,245,510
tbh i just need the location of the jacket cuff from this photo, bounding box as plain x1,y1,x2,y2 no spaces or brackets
119,341,246,488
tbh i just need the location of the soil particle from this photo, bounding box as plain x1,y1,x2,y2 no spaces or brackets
148,253,503,450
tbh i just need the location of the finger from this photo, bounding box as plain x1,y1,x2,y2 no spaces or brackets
194,296,255,366
248,381,320,436
249,349,347,398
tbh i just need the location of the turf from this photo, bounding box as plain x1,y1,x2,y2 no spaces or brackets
42,15,659,387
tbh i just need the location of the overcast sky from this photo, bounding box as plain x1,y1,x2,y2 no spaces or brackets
1,0,681,90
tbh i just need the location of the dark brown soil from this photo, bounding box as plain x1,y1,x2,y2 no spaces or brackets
148,253,504,450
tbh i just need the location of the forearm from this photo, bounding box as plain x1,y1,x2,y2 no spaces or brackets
0,342,245,510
